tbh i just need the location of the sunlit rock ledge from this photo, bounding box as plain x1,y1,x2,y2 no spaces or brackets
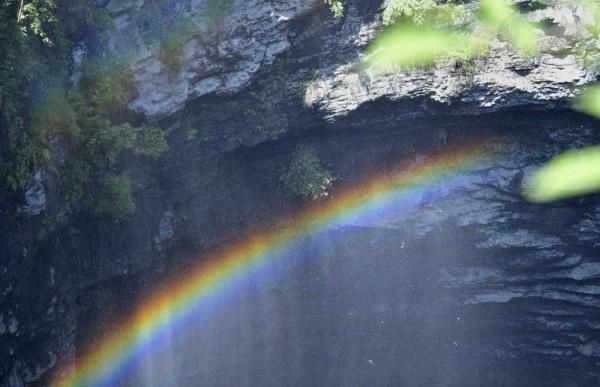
94,0,596,122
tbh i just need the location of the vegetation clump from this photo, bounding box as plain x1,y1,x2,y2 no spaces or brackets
94,174,136,221
133,125,170,158
368,0,544,73
0,0,63,194
382,0,468,27
281,145,334,200
158,20,198,76
80,59,137,118
382,0,437,26
65,64,169,221
0,2,169,223
324,0,344,18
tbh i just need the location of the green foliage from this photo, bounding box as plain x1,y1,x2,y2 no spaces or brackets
159,34,187,76
382,0,437,26
324,0,344,18
67,91,131,166
58,0,114,40
372,0,600,203
64,59,168,221
0,0,61,193
478,0,538,55
573,85,600,119
524,146,600,203
157,20,197,76
186,128,198,141
366,25,486,70
281,145,334,200
87,122,136,165
31,86,80,143
39,86,168,222
0,1,168,222
17,0,60,46
80,60,137,118
521,1,600,202
94,174,136,221
67,89,167,219
133,125,170,158
370,0,540,71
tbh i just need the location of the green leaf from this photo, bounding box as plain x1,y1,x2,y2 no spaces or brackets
479,0,538,55
524,146,600,203
365,25,484,70
574,85,600,119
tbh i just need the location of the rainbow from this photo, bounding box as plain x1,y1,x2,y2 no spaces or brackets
52,142,494,386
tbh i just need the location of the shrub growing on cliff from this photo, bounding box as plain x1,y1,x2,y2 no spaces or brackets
281,145,334,200
94,174,136,221
158,20,197,77
55,72,168,222
324,0,344,18
0,0,61,193
31,86,80,144
159,33,186,76
133,125,170,158
80,59,137,118
382,0,436,26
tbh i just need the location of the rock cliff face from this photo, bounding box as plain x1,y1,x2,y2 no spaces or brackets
1,0,600,385
106,0,594,121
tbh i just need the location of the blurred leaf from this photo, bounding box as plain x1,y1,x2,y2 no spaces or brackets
479,0,514,26
366,0,538,71
573,85,600,119
365,25,481,69
509,20,539,55
525,146,600,203
479,0,538,55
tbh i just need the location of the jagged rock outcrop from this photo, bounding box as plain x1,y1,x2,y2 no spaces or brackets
103,0,320,119
100,0,596,123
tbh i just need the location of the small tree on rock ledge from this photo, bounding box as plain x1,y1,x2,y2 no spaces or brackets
281,145,334,201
